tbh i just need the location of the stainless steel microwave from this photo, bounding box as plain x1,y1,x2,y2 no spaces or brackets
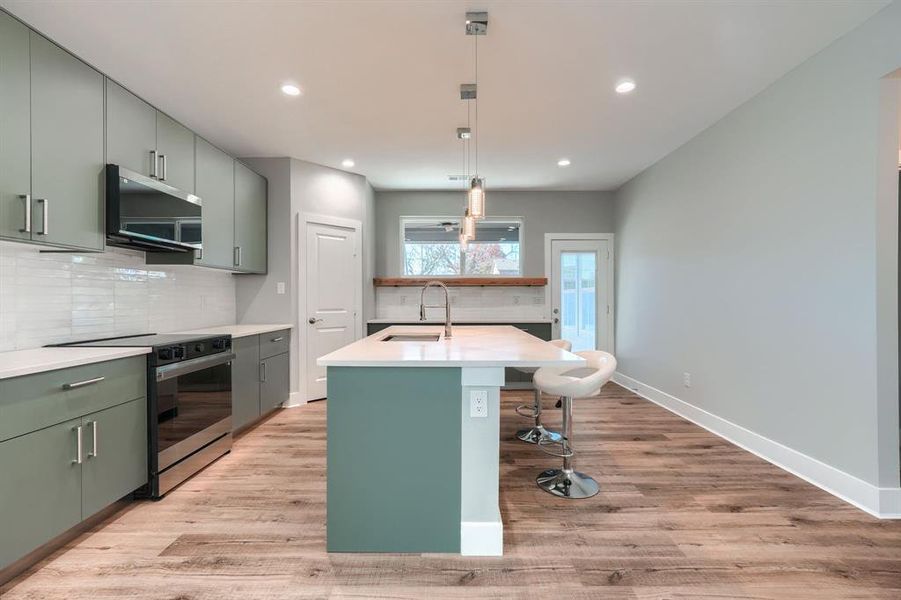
105,164,202,252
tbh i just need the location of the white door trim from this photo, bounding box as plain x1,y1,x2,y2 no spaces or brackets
544,233,615,352
298,212,364,402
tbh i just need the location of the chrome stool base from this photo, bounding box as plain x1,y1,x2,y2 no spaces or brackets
536,468,599,499
516,425,563,444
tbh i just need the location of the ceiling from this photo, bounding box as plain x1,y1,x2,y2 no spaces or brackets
1,0,888,191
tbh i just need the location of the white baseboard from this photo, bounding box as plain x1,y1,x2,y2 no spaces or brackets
282,391,307,408
460,518,503,556
612,372,901,520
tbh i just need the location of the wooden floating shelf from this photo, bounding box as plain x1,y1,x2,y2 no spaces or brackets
373,277,547,287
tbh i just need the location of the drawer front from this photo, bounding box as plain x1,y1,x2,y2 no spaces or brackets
0,356,146,442
259,329,290,360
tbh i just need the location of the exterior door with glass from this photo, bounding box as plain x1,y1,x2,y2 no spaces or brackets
550,238,612,352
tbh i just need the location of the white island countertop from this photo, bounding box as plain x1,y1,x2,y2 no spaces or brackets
0,347,152,380
175,323,293,339
318,325,584,368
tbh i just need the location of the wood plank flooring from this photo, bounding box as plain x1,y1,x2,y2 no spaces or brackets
2,383,899,599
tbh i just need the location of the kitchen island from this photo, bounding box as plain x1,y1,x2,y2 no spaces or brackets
317,325,583,556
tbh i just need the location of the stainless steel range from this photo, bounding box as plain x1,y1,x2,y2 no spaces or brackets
53,333,234,498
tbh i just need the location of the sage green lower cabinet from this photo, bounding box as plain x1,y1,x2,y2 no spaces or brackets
231,332,290,431
81,398,148,519
0,10,32,243
232,335,262,431
260,352,289,413
0,418,83,570
0,358,148,571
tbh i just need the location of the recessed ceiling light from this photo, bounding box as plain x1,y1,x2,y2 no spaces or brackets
280,83,301,96
341,158,355,168
557,158,571,167
615,79,636,94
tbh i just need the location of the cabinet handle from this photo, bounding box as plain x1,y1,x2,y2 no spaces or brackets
73,426,83,465
234,246,242,267
88,420,98,458
19,194,31,233
150,150,158,178
160,154,168,181
259,362,266,383
36,198,48,235
62,376,105,390
270,336,284,343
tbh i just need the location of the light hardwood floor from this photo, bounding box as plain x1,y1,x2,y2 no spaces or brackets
3,383,900,599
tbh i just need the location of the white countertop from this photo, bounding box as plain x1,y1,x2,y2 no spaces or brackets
318,325,584,368
368,318,553,324
0,347,152,380
175,323,293,339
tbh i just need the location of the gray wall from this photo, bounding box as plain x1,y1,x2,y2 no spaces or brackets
236,157,375,398
614,2,901,488
374,190,615,277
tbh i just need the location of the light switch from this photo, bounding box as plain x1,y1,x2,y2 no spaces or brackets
469,389,488,418
276,281,286,295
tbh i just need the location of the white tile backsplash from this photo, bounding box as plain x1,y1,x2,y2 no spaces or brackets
0,240,236,351
375,285,547,322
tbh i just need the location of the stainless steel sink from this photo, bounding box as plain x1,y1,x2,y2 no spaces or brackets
381,334,441,342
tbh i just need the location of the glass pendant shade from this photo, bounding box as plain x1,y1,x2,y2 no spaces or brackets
468,177,486,219
463,210,476,239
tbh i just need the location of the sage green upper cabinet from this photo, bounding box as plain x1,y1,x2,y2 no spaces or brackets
105,80,195,193
195,137,235,269
155,112,195,193
105,80,157,177
30,32,104,251
0,11,31,242
234,162,268,273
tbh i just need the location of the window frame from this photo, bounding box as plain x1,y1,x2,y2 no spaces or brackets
399,215,525,277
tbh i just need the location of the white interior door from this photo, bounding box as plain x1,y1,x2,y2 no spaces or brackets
550,238,613,352
305,220,360,400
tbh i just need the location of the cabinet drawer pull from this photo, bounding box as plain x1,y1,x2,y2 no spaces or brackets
234,246,242,267
62,376,105,390
88,420,98,458
36,198,48,235
150,150,158,178
259,362,266,383
73,425,83,465
19,194,31,233
270,336,284,343
160,154,168,181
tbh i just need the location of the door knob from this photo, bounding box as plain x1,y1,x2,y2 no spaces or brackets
308,317,322,324
554,317,559,324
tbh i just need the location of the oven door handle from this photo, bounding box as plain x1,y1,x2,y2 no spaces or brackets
155,352,235,382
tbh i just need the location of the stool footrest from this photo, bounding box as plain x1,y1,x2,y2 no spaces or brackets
537,437,573,458
514,403,539,418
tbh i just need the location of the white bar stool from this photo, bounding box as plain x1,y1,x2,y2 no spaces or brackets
532,350,617,499
513,339,572,444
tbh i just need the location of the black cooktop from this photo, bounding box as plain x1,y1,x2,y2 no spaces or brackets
51,333,222,349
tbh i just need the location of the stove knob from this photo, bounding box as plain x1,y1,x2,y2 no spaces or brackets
173,346,185,359
158,348,173,361
195,343,204,353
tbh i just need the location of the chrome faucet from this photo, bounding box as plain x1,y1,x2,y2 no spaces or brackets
419,280,452,338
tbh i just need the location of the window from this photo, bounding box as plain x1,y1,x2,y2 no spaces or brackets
401,217,522,276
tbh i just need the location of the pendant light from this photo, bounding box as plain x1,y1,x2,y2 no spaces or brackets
463,208,476,240
465,12,486,220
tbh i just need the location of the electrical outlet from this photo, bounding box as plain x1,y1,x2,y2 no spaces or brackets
400,295,407,305
276,281,286,295
469,389,488,418
512,295,520,305
683,372,692,388
532,296,543,305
